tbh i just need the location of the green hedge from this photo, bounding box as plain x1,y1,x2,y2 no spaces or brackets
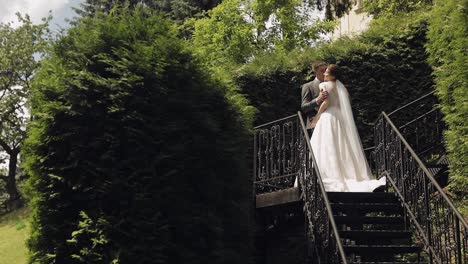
23,9,252,264
237,16,433,147
427,0,468,195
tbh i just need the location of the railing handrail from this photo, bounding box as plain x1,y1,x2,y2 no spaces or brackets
382,112,467,228
297,112,348,263
253,114,297,129
388,91,435,117
399,108,438,129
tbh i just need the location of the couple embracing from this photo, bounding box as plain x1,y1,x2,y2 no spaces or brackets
297,62,386,192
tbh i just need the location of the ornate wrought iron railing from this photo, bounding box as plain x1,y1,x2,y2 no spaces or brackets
373,112,467,264
387,91,445,162
253,113,348,263
297,112,348,264
253,114,300,194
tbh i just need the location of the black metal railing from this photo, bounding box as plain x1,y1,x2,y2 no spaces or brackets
297,112,348,264
387,91,438,123
387,91,445,162
253,113,347,263
373,112,467,264
253,114,301,194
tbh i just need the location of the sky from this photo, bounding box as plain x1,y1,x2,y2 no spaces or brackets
0,0,84,30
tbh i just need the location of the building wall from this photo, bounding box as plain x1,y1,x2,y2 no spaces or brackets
331,0,372,40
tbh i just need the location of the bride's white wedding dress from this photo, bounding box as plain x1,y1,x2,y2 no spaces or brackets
308,80,385,192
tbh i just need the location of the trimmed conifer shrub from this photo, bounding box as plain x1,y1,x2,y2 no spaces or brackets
427,0,468,196
23,8,252,264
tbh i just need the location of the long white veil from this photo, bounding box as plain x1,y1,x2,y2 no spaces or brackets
335,80,374,181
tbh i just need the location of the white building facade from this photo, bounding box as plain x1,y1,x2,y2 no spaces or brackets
331,0,373,40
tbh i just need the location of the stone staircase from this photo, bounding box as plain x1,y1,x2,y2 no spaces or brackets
255,190,429,263
329,192,426,263
253,93,467,263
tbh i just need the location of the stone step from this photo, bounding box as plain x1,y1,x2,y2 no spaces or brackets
343,245,421,255
340,230,412,240
328,192,398,203
340,230,413,245
334,215,404,225
331,203,403,215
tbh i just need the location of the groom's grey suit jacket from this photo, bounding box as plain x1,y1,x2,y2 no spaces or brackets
301,78,321,126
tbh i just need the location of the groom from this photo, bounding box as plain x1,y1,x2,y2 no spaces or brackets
301,61,329,131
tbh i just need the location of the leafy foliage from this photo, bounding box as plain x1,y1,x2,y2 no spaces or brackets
150,0,222,22
323,0,354,19
236,15,433,148
188,0,335,68
24,8,252,264
190,0,257,66
363,0,432,17
0,13,50,209
426,0,468,195
250,0,335,51
73,0,222,23
74,0,355,28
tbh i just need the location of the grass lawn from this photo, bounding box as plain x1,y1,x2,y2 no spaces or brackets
0,207,30,264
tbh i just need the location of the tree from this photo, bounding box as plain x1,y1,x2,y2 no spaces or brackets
148,0,222,22
24,8,252,263
0,14,50,210
73,0,146,17
363,0,433,17
73,0,222,23
251,0,335,51
190,0,257,66
74,0,351,23
189,0,335,68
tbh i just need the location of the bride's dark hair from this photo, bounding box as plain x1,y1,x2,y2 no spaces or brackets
327,64,340,79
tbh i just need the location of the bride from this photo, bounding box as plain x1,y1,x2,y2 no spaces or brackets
309,64,385,192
